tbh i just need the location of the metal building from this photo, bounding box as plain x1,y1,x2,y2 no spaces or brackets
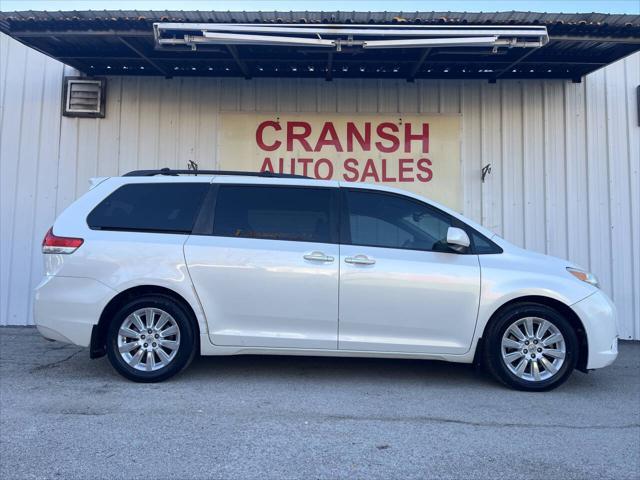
0,10,638,339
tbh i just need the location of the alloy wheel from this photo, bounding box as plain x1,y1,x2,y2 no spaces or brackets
500,317,566,382
117,307,181,372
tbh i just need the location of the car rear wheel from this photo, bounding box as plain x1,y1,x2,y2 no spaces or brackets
106,295,196,382
483,303,578,391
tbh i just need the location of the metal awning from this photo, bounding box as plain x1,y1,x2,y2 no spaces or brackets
1,10,638,81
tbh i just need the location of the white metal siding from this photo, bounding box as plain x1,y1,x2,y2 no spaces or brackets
1,33,639,339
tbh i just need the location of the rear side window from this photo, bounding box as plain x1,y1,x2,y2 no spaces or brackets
87,183,209,233
213,186,333,243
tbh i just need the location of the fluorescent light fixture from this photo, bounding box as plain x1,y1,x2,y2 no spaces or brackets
363,36,500,49
172,24,548,38
156,31,336,48
153,23,548,50
157,22,547,36
201,32,335,47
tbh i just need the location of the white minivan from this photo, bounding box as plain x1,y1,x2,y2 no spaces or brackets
34,169,618,390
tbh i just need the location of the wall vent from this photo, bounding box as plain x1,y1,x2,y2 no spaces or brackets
62,77,106,118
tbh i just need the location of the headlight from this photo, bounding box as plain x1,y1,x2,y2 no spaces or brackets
566,267,599,288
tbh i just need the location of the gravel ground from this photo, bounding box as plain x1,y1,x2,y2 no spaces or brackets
0,326,638,480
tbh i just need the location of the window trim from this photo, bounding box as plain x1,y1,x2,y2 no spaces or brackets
86,182,209,235
199,183,340,245
340,188,502,255
87,181,502,254
192,184,219,235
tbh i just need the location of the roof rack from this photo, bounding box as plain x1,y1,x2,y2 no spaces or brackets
123,168,310,179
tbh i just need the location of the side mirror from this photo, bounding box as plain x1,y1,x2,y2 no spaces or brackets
446,227,470,252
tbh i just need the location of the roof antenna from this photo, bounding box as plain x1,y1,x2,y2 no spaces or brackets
187,160,198,175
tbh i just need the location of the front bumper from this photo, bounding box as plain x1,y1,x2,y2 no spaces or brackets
34,275,116,347
571,290,619,370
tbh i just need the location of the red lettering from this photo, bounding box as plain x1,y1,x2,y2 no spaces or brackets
256,121,282,152
416,158,433,182
298,157,313,176
361,159,380,182
380,159,397,182
314,122,343,152
276,158,298,174
286,121,313,152
375,123,400,153
314,158,334,179
343,158,359,181
398,158,414,182
404,123,429,153
260,157,276,173
346,122,371,152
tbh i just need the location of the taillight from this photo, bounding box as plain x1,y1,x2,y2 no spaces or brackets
42,227,84,254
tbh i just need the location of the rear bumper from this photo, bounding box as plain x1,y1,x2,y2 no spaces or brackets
571,290,619,370
34,275,116,347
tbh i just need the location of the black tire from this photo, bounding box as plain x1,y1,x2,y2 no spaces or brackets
482,302,578,391
106,294,196,383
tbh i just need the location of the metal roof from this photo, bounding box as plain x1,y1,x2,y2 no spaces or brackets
1,10,638,81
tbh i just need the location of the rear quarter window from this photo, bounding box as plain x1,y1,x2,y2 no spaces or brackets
87,183,209,233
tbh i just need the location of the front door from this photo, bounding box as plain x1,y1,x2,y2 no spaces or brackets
338,187,481,354
185,183,340,349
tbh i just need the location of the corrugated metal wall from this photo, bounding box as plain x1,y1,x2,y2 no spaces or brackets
1,33,639,339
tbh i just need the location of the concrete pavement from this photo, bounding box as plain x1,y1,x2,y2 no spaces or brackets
0,327,638,479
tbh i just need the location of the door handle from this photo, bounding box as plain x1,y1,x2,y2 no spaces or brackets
303,251,335,262
345,254,376,265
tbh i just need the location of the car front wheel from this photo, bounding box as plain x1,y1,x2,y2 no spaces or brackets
106,295,196,382
483,303,578,391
